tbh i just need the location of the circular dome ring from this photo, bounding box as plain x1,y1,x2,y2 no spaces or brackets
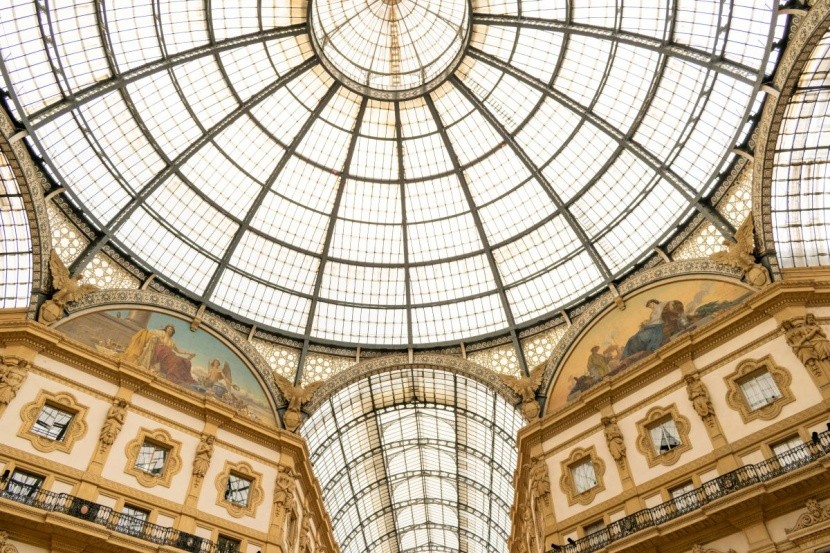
308,0,473,100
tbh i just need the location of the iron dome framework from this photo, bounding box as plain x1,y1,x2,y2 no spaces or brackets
0,1,785,358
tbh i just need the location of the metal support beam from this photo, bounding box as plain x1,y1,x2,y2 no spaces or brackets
471,13,758,86
201,82,341,301
467,48,737,239
297,95,369,384
423,94,529,375
23,25,308,130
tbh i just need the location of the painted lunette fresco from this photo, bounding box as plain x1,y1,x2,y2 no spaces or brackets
549,278,752,408
57,309,276,424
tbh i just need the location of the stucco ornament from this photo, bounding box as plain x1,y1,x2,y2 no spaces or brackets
191,434,214,480
38,250,98,324
499,363,544,420
783,314,830,377
709,216,770,287
602,416,627,463
787,499,830,532
0,356,28,409
273,374,325,432
684,373,716,426
99,398,127,451
0,531,20,553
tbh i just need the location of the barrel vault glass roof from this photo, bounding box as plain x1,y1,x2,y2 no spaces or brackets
0,1,783,348
302,367,525,553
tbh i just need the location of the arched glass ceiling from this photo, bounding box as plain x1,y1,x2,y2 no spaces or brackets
0,148,32,308
302,367,525,553
772,26,830,268
0,1,779,347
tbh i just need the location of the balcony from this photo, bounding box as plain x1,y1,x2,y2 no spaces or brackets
551,429,830,553
0,487,218,552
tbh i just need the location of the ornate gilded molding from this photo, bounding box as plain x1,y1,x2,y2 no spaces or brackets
214,460,265,518
787,499,830,532
124,427,182,488
559,445,606,506
690,545,736,553
635,404,691,468
16,390,88,453
540,264,747,411
724,355,795,423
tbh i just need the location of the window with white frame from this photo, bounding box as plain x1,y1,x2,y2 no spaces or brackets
31,404,74,441
571,458,598,494
739,370,782,410
650,418,682,455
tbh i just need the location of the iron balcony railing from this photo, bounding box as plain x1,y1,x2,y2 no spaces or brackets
0,484,234,553
548,429,830,553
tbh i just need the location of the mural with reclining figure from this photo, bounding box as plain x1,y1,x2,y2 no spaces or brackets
551,278,751,407
56,308,276,424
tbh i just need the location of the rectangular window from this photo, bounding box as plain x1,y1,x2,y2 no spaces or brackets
583,519,605,536
31,404,74,441
117,505,149,537
216,535,241,553
670,481,697,511
739,370,781,410
225,473,252,506
772,435,808,467
650,418,681,455
135,441,169,475
571,458,597,494
7,470,44,500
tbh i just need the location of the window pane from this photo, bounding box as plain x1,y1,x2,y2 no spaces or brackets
650,419,681,454
225,474,252,506
572,459,597,494
8,470,44,498
217,535,241,553
31,404,74,441
740,371,781,410
117,505,149,536
135,442,168,474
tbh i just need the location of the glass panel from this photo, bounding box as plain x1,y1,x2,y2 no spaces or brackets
650,419,681,455
7,470,43,499
225,473,252,506
739,371,781,410
31,404,74,441
571,458,597,494
116,505,150,536
135,442,169,475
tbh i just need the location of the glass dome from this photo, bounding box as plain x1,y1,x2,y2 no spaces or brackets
0,0,781,348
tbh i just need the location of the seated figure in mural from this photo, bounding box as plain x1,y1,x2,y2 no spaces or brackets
122,324,197,386
621,299,687,359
